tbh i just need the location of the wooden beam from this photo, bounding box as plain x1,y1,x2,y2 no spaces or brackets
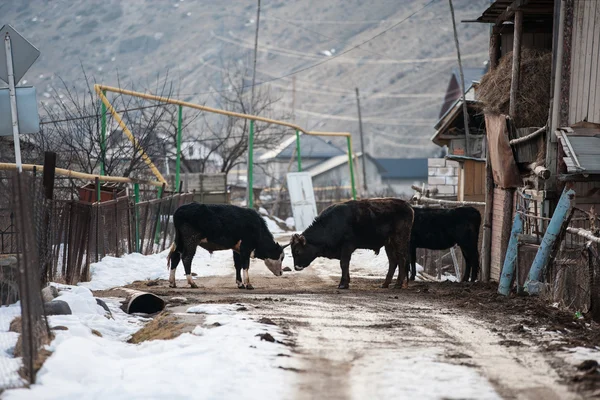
489,26,501,70
509,9,524,118
495,0,529,26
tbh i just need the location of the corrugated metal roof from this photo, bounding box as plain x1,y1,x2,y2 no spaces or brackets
375,158,428,179
463,0,554,24
556,123,600,174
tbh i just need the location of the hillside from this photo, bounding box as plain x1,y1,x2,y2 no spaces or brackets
0,0,490,158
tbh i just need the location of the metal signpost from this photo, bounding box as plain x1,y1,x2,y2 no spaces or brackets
0,24,41,172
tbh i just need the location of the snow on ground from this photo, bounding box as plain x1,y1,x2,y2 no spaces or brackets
3,288,297,400
79,248,234,291
0,302,24,389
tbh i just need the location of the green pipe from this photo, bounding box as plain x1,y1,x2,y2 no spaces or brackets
100,90,107,176
134,183,140,253
175,105,183,192
248,120,255,208
347,137,357,200
154,184,164,244
295,129,302,172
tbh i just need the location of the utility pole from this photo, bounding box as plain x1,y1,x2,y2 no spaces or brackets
246,0,261,208
448,0,471,156
355,87,368,194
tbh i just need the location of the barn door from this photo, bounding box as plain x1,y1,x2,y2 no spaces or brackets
286,172,318,232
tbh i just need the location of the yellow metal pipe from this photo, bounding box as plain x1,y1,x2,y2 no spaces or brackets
94,87,168,185
0,163,164,187
95,85,353,138
94,84,358,195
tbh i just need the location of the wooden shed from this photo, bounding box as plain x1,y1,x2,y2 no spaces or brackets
446,155,487,202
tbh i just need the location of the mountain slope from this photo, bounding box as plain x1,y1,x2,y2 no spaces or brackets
0,0,490,157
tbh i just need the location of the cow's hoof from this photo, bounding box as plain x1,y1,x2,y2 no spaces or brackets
409,275,416,281
337,284,349,290
245,284,254,290
380,283,390,289
189,283,199,289
238,284,246,289
169,283,176,288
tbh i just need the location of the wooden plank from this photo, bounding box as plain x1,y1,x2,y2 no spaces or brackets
464,161,475,196
569,0,585,124
580,0,595,122
576,0,589,123
474,161,484,195
590,1,600,124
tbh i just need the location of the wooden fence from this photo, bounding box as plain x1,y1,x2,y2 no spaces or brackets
45,192,194,285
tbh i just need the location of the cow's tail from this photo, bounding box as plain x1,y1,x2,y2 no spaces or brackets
166,226,182,270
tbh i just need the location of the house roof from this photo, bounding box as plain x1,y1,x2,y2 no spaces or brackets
306,152,385,178
259,132,344,161
431,84,479,147
556,122,600,175
375,158,428,180
439,66,487,119
463,0,555,24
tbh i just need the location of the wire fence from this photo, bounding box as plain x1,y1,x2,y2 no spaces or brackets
1,172,51,391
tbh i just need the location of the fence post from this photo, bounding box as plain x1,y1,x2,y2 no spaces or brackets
498,211,524,296
94,177,100,262
41,152,56,285
525,185,576,295
134,183,140,253
100,90,107,176
295,129,302,172
346,137,357,200
154,184,165,245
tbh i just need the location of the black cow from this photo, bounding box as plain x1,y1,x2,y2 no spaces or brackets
408,206,481,282
290,198,414,289
167,202,286,289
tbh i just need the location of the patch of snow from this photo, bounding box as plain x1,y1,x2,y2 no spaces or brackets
320,50,333,57
285,217,295,229
79,248,233,291
263,216,283,234
153,32,164,40
560,346,600,365
3,303,296,400
186,12,192,16
259,207,268,215
0,302,23,388
31,17,38,22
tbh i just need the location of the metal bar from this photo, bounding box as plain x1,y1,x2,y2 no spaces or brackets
100,90,107,176
0,162,164,187
95,84,357,203
175,105,182,192
95,88,167,185
295,129,302,172
4,33,22,172
154,184,165,245
525,186,576,294
498,211,524,295
355,88,367,192
248,120,255,208
134,183,140,253
346,137,357,200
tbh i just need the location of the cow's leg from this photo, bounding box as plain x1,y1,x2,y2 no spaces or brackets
239,245,254,290
460,242,480,282
169,251,181,288
182,247,198,288
393,227,411,289
381,244,397,288
409,245,417,281
338,247,353,289
233,252,244,289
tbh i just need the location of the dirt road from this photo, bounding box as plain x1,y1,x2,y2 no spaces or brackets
107,250,600,400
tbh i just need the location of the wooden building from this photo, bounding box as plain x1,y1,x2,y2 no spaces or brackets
467,0,600,296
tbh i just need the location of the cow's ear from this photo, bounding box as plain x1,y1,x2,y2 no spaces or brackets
291,234,300,244
298,234,307,246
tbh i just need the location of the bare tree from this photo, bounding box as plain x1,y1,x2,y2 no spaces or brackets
201,61,289,175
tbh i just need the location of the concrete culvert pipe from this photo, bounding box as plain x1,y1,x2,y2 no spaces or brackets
120,289,165,315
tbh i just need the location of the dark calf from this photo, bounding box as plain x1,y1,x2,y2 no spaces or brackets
408,206,481,282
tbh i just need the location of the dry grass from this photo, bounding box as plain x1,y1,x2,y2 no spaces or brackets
128,312,188,344
477,49,552,128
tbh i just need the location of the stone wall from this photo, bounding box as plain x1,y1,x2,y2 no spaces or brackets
427,158,459,197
